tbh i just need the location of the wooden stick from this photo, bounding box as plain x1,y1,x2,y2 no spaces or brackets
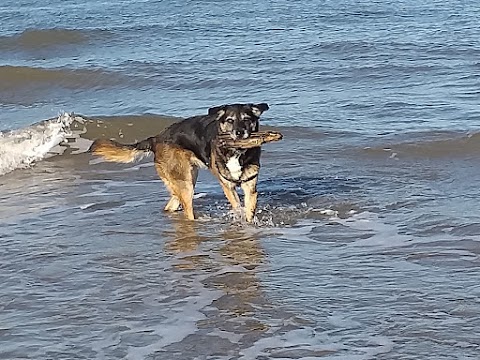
217,131,283,149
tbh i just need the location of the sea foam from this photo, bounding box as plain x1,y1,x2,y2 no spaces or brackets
0,113,76,176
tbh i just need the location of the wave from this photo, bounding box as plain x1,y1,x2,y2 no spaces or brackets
4,112,480,176
361,131,480,159
0,113,178,176
0,113,78,176
0,28,109,51
0,65,141,93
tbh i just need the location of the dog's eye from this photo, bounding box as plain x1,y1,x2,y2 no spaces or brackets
225,118,234,124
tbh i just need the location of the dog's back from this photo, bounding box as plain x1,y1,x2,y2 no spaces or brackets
157,114,218,166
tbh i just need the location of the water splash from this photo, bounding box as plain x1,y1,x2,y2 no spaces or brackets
0,113,78,176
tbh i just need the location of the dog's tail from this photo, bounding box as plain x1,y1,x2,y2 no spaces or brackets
88,137,155,163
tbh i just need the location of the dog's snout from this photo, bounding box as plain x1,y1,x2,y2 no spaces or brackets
235,129,251,139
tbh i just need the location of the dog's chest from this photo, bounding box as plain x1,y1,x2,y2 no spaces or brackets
225,153,243,181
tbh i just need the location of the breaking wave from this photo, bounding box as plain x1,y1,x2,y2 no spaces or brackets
0,113,83,176
0,113,178,176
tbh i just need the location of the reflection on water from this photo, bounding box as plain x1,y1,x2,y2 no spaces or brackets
1,123,480,358
159,219,333,359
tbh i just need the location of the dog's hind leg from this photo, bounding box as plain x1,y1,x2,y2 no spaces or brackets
176,180,195,220
154,162,180,212
164,196,181,212
154,144,200,220
241,177,258,223
158,176,195,220
155,173,195,220
174,166,198,220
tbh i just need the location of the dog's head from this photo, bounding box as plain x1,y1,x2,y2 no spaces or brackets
208,103,269,140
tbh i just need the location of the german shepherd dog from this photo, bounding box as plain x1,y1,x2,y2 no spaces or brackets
89,103,269,222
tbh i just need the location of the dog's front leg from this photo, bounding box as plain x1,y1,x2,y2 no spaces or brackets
219,178,241,210
241,177,258,223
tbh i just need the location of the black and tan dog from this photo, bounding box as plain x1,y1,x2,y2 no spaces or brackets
89,103,269,222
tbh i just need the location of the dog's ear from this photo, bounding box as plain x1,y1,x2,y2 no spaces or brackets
208,105,226,119
250,103,269,117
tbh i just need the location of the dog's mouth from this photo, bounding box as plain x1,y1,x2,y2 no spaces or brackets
229,130,251,141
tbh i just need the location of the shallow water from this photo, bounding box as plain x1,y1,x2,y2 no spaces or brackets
1,1,480,359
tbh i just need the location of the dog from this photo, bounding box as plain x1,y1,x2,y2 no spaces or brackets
88,103,269,222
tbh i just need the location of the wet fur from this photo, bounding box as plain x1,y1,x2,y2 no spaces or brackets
89,103,269,222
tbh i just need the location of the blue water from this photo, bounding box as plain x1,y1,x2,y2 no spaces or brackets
2,1,480,359
1,0,480,132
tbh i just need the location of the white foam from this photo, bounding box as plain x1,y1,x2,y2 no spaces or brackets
336,211,413,248
193,192,207,199
124,272,224,360
311,208,339,217
0,113,77,175
238,327,341,360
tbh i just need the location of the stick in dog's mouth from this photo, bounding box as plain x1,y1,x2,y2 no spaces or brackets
217,131,283,149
